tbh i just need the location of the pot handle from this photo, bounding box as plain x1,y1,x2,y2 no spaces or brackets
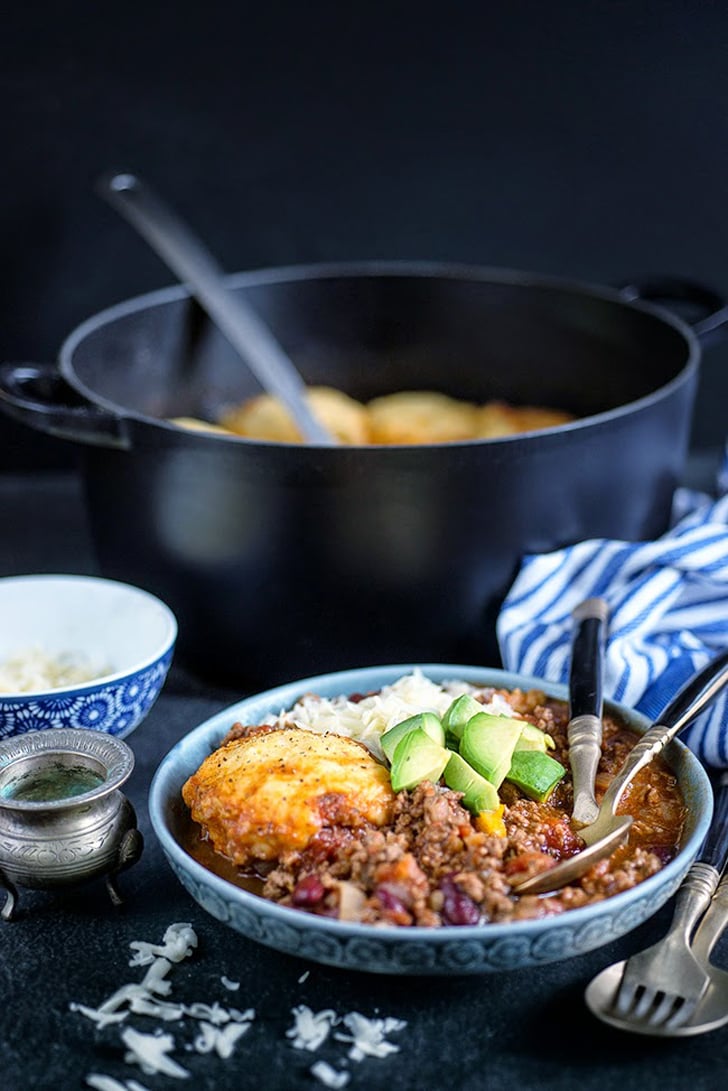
0,363,131,449
617,276,728,342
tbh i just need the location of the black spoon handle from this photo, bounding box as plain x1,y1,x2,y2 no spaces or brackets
568,597,609,824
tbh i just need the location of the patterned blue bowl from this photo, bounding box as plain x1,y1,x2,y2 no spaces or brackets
0,575,177,740
149,663,713,976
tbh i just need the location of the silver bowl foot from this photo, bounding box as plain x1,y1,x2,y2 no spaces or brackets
106,827,144,906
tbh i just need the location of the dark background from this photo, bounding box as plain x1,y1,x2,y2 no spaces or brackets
2,0,727,470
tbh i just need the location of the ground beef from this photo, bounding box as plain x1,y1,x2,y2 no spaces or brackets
261,781,514,926
188,687,687,928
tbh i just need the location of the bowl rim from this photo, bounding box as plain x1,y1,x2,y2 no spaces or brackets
149,661,713,946
0,727,135,810
0,573,178,700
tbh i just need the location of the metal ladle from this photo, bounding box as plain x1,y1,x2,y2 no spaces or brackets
96,171,337,446
513,648,728,896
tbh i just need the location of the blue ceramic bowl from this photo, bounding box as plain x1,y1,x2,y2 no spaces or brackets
149,663,713,975
0,575,177,740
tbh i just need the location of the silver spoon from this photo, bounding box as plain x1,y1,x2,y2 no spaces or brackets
96,171,337,446
568,597,608,825
513,648,728,895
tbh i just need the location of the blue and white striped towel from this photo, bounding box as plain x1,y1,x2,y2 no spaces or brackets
497,466,728,767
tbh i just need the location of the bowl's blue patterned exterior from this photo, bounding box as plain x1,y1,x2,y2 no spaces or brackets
149,663,714,976
0,650,174,740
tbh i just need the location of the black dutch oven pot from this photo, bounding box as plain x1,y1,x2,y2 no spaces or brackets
2,262,726,688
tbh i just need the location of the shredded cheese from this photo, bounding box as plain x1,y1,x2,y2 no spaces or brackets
121,1027,190,1079
86,1076,151,1091
286,1005,338,1051
0,647,107,693
192,1020,251,1058
334,1012,407,1062
266,669,515,758
310,1060,351,1088
73,922,406,1088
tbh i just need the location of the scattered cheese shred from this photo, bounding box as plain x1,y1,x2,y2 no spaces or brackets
74,922,405,1087
310,1060,351,1088
121,1027,190,1079
129,923,198,966
286,1005,339,1051
334,1012,407,1062
86,1076,151,1091
193,1020,251,1058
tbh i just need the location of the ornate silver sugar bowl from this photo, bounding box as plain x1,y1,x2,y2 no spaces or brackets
0,727,143,919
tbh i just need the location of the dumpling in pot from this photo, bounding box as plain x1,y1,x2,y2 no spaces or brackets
219,387,370,444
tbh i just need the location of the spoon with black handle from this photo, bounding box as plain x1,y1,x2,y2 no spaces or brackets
568,597,609,825
513,648,728,895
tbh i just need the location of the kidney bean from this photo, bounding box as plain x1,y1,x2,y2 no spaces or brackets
376,886,408,916
440,877,480,926
291,874,325,907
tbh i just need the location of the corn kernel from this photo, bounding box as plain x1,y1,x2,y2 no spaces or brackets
475,803,506,838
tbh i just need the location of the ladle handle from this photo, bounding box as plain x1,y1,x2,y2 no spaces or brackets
97,172,336,446
599,649,728,819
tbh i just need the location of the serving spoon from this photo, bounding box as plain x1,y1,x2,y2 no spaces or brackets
513,648,728,895
96,171,337,446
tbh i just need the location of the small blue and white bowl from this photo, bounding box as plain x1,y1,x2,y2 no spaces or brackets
0,575,177,740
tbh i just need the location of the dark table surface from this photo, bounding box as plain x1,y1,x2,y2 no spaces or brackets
1,468,727,1091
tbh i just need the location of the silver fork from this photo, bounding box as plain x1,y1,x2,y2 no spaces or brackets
608,771,728,1030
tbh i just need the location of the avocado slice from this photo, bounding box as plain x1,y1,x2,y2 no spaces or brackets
514,723,556,753
459,712,524,788
444,752,499,814
389,728,450,792
506,749,566,802
381,712,444,763
441,694,484,748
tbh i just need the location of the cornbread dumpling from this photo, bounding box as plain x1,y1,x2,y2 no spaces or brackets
182,727,396,866
219,386,370,444
366,390,480,444
476,401,574,438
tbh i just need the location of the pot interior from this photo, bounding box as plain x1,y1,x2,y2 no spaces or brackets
62,266,693,426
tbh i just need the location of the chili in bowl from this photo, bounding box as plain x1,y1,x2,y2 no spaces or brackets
149,663,712,975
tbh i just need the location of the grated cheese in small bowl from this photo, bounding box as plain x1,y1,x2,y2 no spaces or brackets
0,647,106,695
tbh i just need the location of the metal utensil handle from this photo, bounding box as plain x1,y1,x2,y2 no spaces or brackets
655,860,721,950
669,775,728,957
569,598,608,823
699,771,728,873
599,649,728,819
691,871,728,964
97,172,335,446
